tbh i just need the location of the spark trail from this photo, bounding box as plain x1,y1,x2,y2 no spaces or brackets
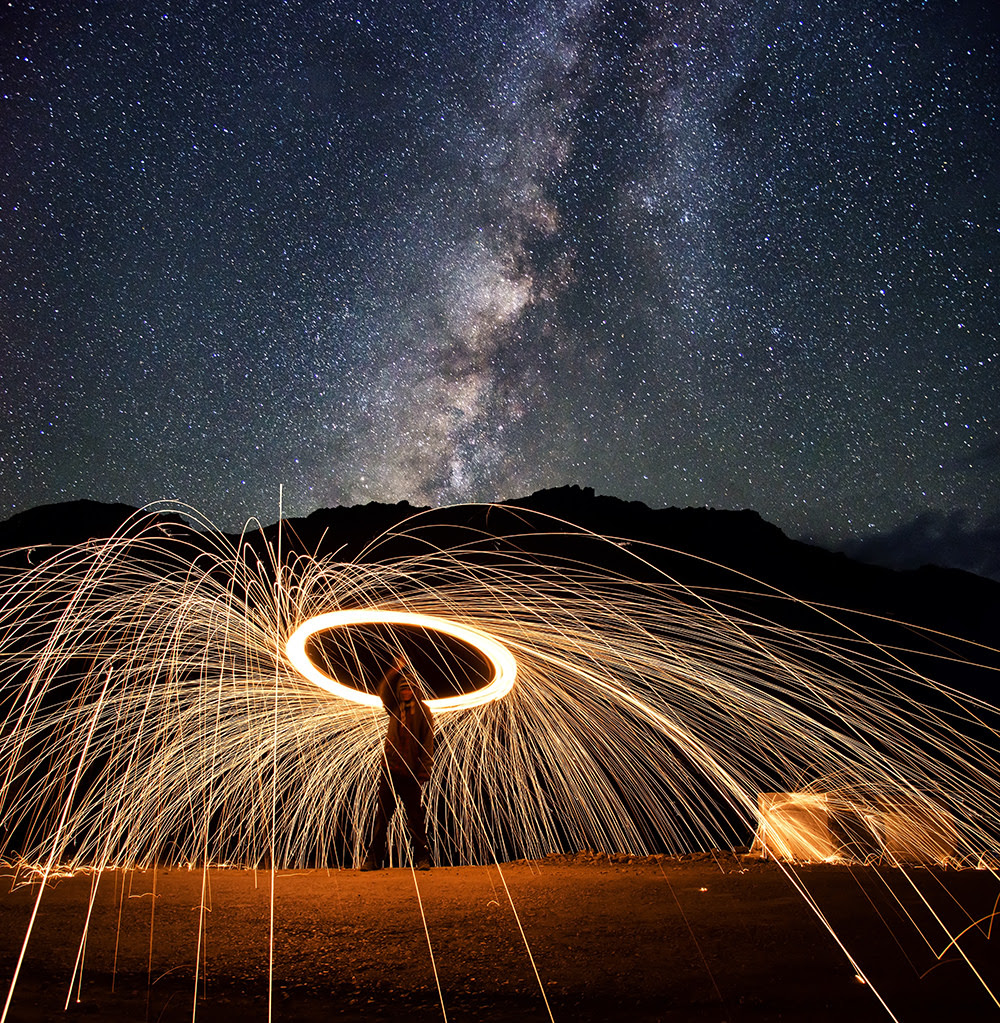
0,503,998,1015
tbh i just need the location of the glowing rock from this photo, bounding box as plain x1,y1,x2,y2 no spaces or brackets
753,792,839,862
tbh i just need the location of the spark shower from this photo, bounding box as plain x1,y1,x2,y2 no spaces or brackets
2,501,997,869
1,502,999,1014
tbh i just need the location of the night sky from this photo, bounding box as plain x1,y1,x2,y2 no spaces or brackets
2,1,997,577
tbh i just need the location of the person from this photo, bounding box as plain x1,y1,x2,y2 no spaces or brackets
360,654,435,871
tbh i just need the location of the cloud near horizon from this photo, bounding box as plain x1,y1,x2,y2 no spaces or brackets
842,510,1000,583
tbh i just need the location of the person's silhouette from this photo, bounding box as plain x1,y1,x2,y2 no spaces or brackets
360,655,434,871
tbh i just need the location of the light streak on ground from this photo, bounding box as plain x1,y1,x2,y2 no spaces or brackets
0,502,998,1018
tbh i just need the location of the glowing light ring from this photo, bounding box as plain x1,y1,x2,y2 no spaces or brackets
285,610,517,713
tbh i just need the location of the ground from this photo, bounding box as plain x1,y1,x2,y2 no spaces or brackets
1,853,998,1022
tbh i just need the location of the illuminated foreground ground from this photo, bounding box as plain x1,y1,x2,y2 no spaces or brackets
3,855,998,1022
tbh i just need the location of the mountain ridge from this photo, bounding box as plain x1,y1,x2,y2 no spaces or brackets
1,487,997,651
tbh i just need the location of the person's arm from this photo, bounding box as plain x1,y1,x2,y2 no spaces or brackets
376,655,406,710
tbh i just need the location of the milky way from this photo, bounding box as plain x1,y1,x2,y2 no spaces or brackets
1,1,997,575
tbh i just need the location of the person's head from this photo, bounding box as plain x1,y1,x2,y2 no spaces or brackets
398,679,415,702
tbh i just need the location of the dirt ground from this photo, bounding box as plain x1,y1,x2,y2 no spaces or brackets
1,853,998,1022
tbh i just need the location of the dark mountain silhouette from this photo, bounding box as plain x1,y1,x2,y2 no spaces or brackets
1,487,997,666
0,499,191,552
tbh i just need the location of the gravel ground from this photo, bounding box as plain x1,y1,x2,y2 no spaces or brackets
1,853,998,1022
